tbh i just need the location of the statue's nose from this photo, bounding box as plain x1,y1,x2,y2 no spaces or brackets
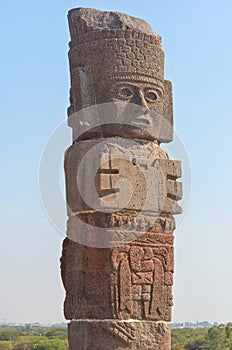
132,90,148,108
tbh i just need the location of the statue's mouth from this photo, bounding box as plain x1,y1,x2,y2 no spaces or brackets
131,115,152,127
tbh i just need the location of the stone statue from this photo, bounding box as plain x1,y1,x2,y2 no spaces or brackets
61,8,182,349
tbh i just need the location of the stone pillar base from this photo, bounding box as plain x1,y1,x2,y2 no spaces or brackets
68,320,171,350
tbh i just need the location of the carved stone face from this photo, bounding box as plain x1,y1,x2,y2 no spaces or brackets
69,74,173,143
90,78,167,141
94,79,164,115
109,81,164,135
110,81,164,117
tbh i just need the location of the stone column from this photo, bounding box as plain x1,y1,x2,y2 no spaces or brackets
61,8,182,350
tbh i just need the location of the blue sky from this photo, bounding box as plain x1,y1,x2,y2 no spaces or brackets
1,0,232,323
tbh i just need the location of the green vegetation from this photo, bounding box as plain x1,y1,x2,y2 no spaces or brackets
171,323,232,350
1,323,232,349
0,326,68,350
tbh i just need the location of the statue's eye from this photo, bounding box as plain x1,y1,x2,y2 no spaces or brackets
117,86,134,100
144,90,158,102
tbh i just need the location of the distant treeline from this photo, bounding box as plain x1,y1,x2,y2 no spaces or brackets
172,323,232,350
0,323,232,350
0,325,67,350
171,321,219,329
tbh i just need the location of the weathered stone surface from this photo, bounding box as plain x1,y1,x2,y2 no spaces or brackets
65,213,176,247
68,212,176,232
68,8,160,38
61,234,174,321
68,320,171,350
67,8,173,143
64,139,182,215
62,7,182,350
